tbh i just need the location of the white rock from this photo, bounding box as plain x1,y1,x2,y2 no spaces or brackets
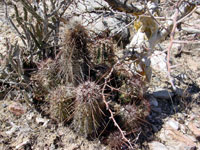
151,51,167,73
159,127,196,150
166,141,196,150
179,124,186,134
36,116,49,127
149,141,168,150
26,112,35,120
166,119,179,130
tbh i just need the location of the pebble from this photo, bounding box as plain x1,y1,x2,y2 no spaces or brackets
26,112,35,120
8,102,25,116
149,141,168,150
166,141,196,150
152,107,162,113
149,96,159,107
152,125,159,132
159,127,196,150
36,116,49,127
174,88,185,97
153,88,174,100
151,51,168,73
2,103,7,108
166,119,179,130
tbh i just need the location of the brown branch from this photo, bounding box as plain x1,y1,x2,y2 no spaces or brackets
101,60,134,149
158,1,196,42
166,7,178,91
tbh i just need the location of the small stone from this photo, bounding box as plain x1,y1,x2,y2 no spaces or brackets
2,103,7,108
152,107,162,113
175,88,185,97
8,102,25,116
149,96,158,107
153,88,174,100
36,116,49,127
26,112,35,120
188,122,200,137
152,125,159,132
166,141,196,150
166,119,179,130
151,51,167,74
149,141,168,150
159,127,196,149
179,124,186,134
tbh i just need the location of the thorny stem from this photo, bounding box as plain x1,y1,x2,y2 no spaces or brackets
166,9,178,91
101,60,134,149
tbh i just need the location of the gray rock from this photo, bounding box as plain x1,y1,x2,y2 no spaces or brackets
65,0,130,44
149,96,159,107
153,88,174,100
151,51,167,74
174,88,185,97
149,141,168,150
152,107,162,113
152,125,159,132
2,103,7,108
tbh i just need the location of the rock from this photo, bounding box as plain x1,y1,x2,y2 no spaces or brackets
166,141,196,150
2,103,7,108
166,119,179,130
152,107,162,113
151,51,167,74
174,88,186,97
26,112,35,120
159,126,196,150
149,141,168,150
149,96,158,107
188,122,200,137
36,116,49,127
197,77,200,87
8,102,25,116
152,125,159,132
153,88,174,99
65,0,130,44
179,124,186,134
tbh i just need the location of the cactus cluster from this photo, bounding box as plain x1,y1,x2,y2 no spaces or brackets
34,23,150,148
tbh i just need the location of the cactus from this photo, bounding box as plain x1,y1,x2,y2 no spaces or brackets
47,85,75,123
115,101,150,134
72,81,106,138
105,131,128,150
